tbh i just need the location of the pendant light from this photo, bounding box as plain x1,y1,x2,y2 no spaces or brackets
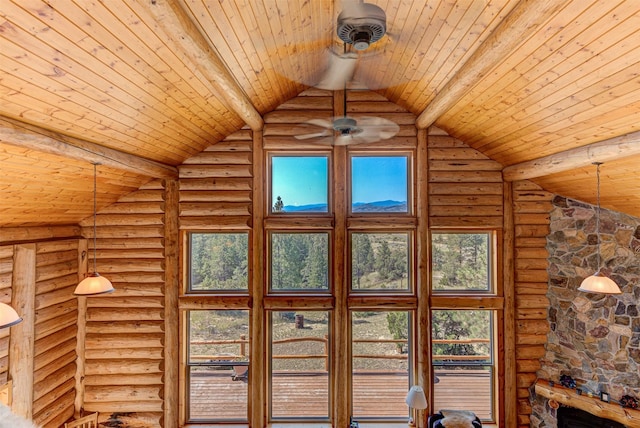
0,302,22,329
74,163,115,296
578,162,621,294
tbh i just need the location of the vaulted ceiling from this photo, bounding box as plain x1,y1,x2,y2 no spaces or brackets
2,0,640,227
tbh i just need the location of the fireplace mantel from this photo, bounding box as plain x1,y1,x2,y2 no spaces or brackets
534,379,640,427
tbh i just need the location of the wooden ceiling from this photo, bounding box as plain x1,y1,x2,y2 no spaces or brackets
1,0,640,227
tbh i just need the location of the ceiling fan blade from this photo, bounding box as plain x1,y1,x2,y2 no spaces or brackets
295,130,332,140
355,116,400,140
314,50,358,90
305,118,334,129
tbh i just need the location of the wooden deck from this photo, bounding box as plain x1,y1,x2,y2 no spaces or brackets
189,369,492,422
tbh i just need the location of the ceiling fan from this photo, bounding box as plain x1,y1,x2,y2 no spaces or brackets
313,1,388,90
294,115,400,146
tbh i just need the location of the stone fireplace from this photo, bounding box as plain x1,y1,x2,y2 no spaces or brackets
530,196,640,427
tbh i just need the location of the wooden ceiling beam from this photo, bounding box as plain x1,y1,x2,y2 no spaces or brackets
0,116,178,179
147,0,263,131
415,0,566,129
502,131,640,181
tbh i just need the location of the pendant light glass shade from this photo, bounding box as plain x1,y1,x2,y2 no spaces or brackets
578,162,621,294
0,302,23,329
75,163,114,296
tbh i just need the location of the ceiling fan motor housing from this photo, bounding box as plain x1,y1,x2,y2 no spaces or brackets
337,2,387,51
333,117,359,135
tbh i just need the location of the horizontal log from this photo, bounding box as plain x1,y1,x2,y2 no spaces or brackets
208,140,252,151
33,300,76,325
117,189,165,203
99,202,165,215
218,129,253,142
179,177,252,191
32,389,74,428
35,286,76,312
86,296,164,309
33,350,75,384
516,359,541,373
515,282,549,295
348,101,410,113
36,273,76,295
84,373,163,386
178,164,252,178
429,182,504,195
179,202,252,216
513,201,553,213
85,346,164,360
179,190,251,202
179,216,251,230
84,226,164,238
515,345,546,360
84,359,163,375
35,249,76,268
182,151,252,165
515,237,548,248
514,225,550,237
81,400,163,413
515,258,548,270
430,296,504,310
516,334,549,345
35,311,76,340
513,213,551,225
85,333,164,349
516,269,549,283
96,259,164,273
84,385,162,402
429,216,504,228
178,295,252,310
429,195,504,206
36,240,78,254
92,238,164,249
534,379,640,427
516,295,550,309
516,308,549,320
0,225,82,245
33,377,75,418
34,338,76,370
87,307,164,322
275,96,333,111
94,249,164,259
429,160,502,171
429,147,491,161
86,320,164,335
81,214,164,227
429,170,503,183
36,260,76,283
429,205,503,217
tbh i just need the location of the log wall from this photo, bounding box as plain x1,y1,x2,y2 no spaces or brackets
0,92,557,428
512,181,553,427
79,181,167,427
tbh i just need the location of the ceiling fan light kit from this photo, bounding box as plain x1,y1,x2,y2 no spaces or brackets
337,2,387,51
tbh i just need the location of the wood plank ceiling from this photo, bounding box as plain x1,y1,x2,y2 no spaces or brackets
1,0,640,226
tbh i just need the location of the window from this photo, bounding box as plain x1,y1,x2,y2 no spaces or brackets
431,232,492,292
351,155,409,214
186,310,249,422
270,232,330,291
189,232,248,292
431,310,495,421
270,310,330,420
270,155,329,214
350,232,411,291
351,311,410,420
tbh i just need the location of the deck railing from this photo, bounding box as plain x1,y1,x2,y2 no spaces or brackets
190,335,490,370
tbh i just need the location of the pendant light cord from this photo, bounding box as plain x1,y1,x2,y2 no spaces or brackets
92,163,98,273
595,162,602,270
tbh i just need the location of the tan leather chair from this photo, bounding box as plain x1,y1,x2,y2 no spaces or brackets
64,412,98,428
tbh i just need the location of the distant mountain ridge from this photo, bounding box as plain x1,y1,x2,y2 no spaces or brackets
282,200,406,213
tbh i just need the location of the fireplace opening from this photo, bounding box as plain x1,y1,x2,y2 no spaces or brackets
557,406,626,428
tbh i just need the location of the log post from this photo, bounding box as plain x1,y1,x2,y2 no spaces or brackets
9,243,36,419
164,179,180,428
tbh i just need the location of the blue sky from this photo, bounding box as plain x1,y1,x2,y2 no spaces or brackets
271,156,407,207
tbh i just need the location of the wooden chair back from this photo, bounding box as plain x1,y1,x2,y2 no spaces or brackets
64,412,98,428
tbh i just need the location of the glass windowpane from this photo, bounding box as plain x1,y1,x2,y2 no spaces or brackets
351,232,410,291
189,233,248,291
431,232,491,292
270,311,330,419
270,232,329,291
188,310,249,422
271,156,329,214
351,156,408,213
431,310,494,421
351,311,410,419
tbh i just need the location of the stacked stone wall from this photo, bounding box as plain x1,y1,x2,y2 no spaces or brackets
530,196,640,427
